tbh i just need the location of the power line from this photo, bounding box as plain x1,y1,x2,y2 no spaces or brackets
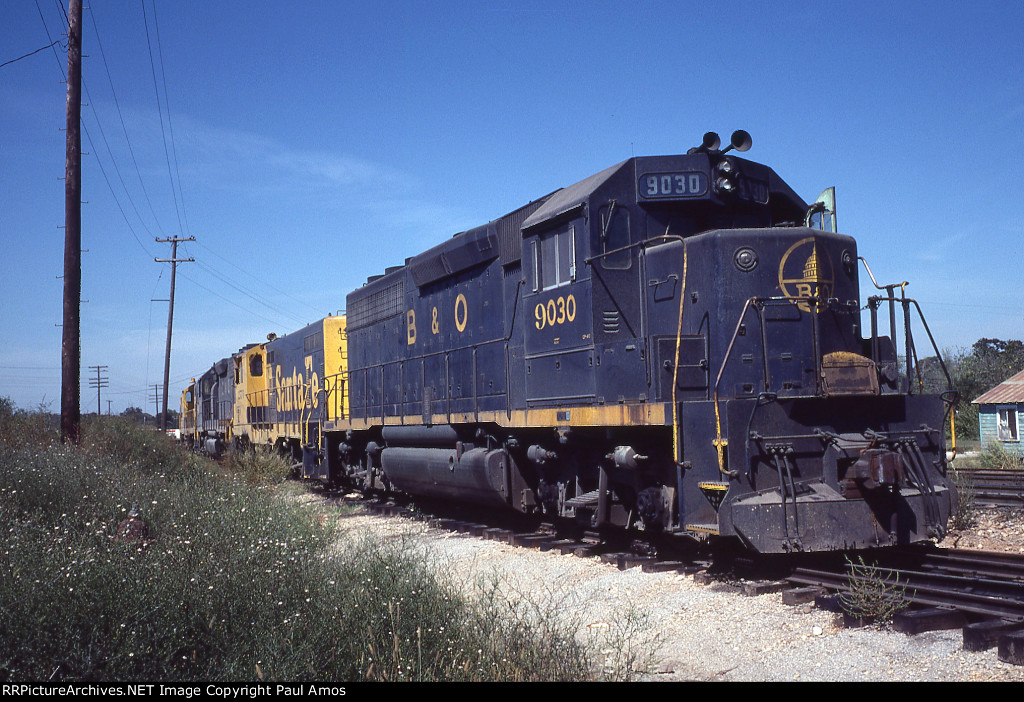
188,239,325,318
150,1,190,236
33,0,330,372
179,270,300,332
188,256,312,326
0,39,64,69
36,0,156,259
141,0,184,237
86,4,164,236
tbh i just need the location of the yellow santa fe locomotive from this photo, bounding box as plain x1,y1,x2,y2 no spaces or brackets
181,131,957,554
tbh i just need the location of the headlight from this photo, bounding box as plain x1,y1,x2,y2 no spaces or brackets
734,247,758,272
713,157,740,195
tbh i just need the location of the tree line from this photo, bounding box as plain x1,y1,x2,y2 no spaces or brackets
921,338,1024,440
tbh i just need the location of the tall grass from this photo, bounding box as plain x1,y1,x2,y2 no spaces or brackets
0,406,652,681
948,465,978,531
226,445,294,486
979,441,1024,471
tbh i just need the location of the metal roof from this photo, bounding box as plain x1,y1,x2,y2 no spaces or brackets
521,160,627,231
973,368,1024,404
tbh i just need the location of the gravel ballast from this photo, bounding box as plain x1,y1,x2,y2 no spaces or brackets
318,503,1024,682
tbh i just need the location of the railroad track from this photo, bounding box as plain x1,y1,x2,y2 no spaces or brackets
359,497,713,574
788,547,1024,620
785,545,1024,659
345,492,1024,664
952,467,1024,507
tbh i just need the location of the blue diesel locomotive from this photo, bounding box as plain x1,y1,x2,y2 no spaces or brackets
184,132,956,554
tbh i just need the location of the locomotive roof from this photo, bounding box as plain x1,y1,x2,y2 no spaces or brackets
521,153,808,233
521,160,627,231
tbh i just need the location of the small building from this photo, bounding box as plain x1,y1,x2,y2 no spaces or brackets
973,369,1024,455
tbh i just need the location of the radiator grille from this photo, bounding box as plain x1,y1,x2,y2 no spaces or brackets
347,280,405,330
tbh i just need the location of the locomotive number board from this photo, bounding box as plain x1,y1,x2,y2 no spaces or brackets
637,171,769,204
638,172,708,199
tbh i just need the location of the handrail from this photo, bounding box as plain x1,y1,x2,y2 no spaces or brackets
322,372,347,420
300,381,311,447
865,295,954,394
711,289,960,474
858,256,908,293
711,297,761,478
584,234,684,266
708,295,821,477
671,241,689,468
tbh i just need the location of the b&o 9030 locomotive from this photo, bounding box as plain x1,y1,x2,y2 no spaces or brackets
180,131,957,554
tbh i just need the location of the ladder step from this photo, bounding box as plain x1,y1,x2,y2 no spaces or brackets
685,523,720,535
565,489,601,507
697,481,730,492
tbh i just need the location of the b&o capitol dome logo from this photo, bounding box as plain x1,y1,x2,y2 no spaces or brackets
778,237,834,312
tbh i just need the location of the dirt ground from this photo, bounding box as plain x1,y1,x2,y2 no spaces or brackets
944,505,1024,552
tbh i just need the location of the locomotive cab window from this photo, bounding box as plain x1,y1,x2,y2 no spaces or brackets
249,353,263,378
530,223,576,291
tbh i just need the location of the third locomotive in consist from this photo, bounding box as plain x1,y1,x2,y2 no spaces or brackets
181,131,957,554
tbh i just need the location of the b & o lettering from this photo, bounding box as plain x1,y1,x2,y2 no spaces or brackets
406,310,417,345
454,294,468,333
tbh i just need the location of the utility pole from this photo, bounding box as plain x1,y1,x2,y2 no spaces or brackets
107,399,112,416
87,364,108,416
155,236,194,432
150,384,163,426
61,0,83,444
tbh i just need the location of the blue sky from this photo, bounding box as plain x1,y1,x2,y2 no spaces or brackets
2,1,1023,413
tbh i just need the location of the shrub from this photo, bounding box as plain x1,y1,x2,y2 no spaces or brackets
948,466,978,531
839,556,910,625
0,397,59,449
979,441,1024,471
227,445,294,486
79,415,187,471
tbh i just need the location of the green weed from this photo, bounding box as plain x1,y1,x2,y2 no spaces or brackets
979,441,1024,471
0,403,648,682
839,556,910,625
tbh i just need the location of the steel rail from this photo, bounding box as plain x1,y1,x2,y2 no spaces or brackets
789,566,1024,621
951,468,1024,506
789,547,1024,621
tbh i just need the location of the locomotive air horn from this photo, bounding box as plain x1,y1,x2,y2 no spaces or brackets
688,132,722,154
702,132,721,151
721,130,752,154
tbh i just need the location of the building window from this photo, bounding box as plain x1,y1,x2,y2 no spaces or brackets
998,406,1019,441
